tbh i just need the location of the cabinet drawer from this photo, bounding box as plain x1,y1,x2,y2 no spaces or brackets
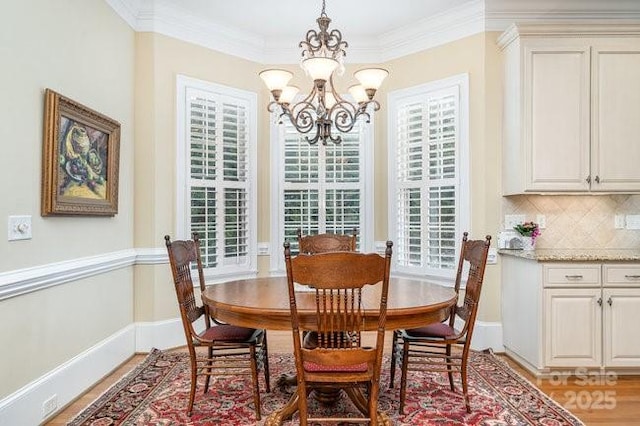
603,264,640,287
543,264,601,287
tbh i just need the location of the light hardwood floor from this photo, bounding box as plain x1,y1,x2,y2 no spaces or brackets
46,331,640,425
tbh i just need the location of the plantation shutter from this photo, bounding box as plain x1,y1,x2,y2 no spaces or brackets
281,117,365,253
186,88,251,270
394,87,459,275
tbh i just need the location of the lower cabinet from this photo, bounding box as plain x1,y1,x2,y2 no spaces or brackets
544,288,602,367
603,287,640,367
502,257,640,375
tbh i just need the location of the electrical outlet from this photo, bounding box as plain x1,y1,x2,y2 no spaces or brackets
504,214,525,230
615,215,625,229
536,214,546,229
257,242,270,256
626,215,640,230
487,248,497,264
42,394,58,418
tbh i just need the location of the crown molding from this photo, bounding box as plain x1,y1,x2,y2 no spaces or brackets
497,22,640,48
486,12,640,32
134,0,266,63
379,0,485,62
106,0,640,64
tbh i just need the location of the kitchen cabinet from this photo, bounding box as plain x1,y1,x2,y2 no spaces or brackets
498,24,640,194
501,255,640,375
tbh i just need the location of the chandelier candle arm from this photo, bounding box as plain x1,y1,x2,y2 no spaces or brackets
259,0,388,145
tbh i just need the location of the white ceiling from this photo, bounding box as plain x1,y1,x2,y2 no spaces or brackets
107,0,640,63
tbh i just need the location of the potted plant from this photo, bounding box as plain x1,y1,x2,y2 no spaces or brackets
513,221,540,250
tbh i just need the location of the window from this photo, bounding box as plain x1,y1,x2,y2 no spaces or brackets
176,75,257,280
270,110,374,272
388,74,469,280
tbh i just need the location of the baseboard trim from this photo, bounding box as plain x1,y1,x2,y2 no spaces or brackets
470,320,503,352
135,318,185,352
0,325,135,425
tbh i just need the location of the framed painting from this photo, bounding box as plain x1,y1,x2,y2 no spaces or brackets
41,89,121,216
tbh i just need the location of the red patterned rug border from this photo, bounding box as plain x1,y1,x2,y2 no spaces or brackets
68,348,586,426
474,349,585,425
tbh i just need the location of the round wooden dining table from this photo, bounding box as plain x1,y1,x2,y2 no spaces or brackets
202,276,456,332
201,276,457,425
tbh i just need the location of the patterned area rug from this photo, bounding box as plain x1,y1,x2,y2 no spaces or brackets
69,348,584,425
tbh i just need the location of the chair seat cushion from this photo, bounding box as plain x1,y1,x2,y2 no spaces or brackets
200,324,259,342
405,322,457,338
303,361,368,373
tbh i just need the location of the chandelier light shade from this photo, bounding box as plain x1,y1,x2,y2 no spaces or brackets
259,0,388,145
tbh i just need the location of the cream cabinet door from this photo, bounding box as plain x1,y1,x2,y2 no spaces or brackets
544,288,602,367
591,42,640,191
603,288,640,367
524,44,591,191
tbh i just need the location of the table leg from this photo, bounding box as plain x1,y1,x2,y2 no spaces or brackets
264,391,299,426
344,387,392,426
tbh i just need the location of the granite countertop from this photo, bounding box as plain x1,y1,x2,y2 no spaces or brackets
498,248,640,262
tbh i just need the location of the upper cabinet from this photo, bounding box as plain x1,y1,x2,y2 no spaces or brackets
498,24,640,194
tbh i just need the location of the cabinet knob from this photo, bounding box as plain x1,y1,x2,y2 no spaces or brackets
586,175,591,184
565,275,583,280
607,297,612,306
595,175,600,184
625,274,640,280
597,297,603,306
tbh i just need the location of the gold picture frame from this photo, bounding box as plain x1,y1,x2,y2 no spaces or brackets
41,89,121,216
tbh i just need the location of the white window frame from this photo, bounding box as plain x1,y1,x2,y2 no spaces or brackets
269,106,375,274
387,74,470,283
176,75,258,282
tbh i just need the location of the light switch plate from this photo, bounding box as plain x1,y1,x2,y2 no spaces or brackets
8,215,32,241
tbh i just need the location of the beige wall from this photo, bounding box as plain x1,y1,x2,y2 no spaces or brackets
377,33,503,321
133,32,504,323
0,0,135,398
133,33,271,321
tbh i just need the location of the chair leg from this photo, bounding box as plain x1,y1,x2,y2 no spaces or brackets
389,330,399,388
399,339,410,414
298,385,309,426
187,352,198,416
461,351,471,413
203,346,213,394
446,344,455,392
369,382,379,425
249,345,261,420
262,331,271,393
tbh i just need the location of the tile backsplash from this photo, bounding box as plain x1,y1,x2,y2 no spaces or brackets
502,195,640,249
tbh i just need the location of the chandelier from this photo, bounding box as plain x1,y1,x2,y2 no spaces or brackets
259,0,388,145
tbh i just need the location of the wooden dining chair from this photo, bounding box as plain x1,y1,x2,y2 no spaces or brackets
164,233,270,419
296,228,358,347
297,228,358,254
283,241,393,425
389,232,491,413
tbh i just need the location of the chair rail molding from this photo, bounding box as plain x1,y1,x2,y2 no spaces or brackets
0,248,168,301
